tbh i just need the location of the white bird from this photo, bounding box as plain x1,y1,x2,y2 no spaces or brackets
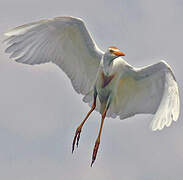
3,16,180,166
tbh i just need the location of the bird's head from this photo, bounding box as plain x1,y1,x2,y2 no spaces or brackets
103,46,125,65
108,46,125,57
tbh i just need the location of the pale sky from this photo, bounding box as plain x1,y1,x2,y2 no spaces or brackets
0,0,183,179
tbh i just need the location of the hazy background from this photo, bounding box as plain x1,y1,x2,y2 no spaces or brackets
0,0,183,179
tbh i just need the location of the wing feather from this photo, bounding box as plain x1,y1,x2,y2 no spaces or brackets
110,60,180,131
150,71,180,130
4,16,104,95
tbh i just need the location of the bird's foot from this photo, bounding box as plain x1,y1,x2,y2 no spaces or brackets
72,126,82,153
91,139,100,167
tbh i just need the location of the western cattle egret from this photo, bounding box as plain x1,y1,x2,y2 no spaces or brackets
3,16,180,166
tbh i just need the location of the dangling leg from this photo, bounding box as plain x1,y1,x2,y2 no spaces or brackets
72,90,97,153
91,102,110,167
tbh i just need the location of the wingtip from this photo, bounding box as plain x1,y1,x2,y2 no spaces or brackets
151,118,178,132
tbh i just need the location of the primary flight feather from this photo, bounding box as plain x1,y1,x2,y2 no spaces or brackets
3,16,180,166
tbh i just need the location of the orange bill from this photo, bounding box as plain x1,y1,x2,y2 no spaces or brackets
113,50,125,56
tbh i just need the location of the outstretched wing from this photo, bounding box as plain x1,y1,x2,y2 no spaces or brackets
4,16,104,95
110,60,180,131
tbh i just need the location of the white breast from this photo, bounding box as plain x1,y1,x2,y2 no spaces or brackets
110,57,126,75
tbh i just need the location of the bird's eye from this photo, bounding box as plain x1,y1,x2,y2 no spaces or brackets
109,49,114,53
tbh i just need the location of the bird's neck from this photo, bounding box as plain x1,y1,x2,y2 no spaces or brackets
102,56,114,76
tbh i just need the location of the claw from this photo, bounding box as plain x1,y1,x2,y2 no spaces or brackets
72,127,81,153
76,130,81,148
91,140,100,167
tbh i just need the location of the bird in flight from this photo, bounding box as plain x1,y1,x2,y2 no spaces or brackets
3,16,180,166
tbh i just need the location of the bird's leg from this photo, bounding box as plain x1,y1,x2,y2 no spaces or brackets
72,90,97,153
91,103,109,167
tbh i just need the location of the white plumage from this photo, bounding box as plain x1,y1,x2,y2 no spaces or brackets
3,16,180,132
4,17,103,95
